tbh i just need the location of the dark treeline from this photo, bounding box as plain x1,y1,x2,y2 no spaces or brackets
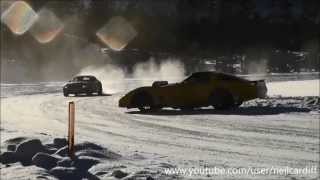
1,0,319,81
20,0,320,51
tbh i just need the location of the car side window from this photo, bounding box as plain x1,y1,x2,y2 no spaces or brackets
73,77,94,81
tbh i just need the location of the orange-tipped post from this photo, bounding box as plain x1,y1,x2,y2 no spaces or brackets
68,101,75,159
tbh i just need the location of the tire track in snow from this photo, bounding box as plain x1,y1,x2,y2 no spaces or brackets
2,83,318,173
37,93,319,168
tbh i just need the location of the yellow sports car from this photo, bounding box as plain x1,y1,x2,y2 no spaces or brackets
119,71,267,111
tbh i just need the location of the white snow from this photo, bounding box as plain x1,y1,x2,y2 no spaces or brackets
1,79,319,179
267,79,319,97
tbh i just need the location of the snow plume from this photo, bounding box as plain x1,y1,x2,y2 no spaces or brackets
39,41,105,82
77,58,185,93
78,65,126,94
246,58,268,75
132,57,186,85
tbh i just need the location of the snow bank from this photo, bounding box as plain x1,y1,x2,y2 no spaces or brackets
0,138,117,179
0,137,176,180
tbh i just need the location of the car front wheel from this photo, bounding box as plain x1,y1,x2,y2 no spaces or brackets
97,87,103,95
132,92,159,112
63,91,69,97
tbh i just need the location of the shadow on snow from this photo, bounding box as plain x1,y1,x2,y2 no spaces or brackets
127,106,310,116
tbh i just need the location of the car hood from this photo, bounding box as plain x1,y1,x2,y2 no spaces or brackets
66,81,94,84
64,81,89,87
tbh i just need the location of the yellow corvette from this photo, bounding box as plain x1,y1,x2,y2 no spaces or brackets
119,72,267,111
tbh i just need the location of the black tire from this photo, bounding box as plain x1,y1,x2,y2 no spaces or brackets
132,92,158,112
209,90,235,110
97,87,103,95
63,92,68,97
234,101,243,107
180,107,194,111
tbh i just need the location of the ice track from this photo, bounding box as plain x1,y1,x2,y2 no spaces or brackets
1,80,319,179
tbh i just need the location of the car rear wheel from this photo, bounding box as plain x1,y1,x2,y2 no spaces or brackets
234,101,243,107
63,92,69,97
210,90,235,110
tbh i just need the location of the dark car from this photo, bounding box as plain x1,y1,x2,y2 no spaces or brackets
63,75,103,97
119,71,267,111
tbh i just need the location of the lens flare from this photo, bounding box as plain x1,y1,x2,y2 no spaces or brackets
96,16,137,51
29,8,64,43
0,1,13,15
1,1,38,35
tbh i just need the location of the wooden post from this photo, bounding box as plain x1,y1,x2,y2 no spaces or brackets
68,101,75,159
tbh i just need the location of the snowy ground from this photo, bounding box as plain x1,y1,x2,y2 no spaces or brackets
267,80,319,97
1,77,319,179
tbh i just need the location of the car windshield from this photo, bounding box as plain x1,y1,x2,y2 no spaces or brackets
182,73,211,84
182,72,248,84
213,73,248,82
74,76,94,81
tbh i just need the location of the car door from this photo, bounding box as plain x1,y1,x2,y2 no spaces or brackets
176,74,212,107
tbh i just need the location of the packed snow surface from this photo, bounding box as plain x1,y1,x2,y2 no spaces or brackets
267,80,319,97
1,78,319,179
